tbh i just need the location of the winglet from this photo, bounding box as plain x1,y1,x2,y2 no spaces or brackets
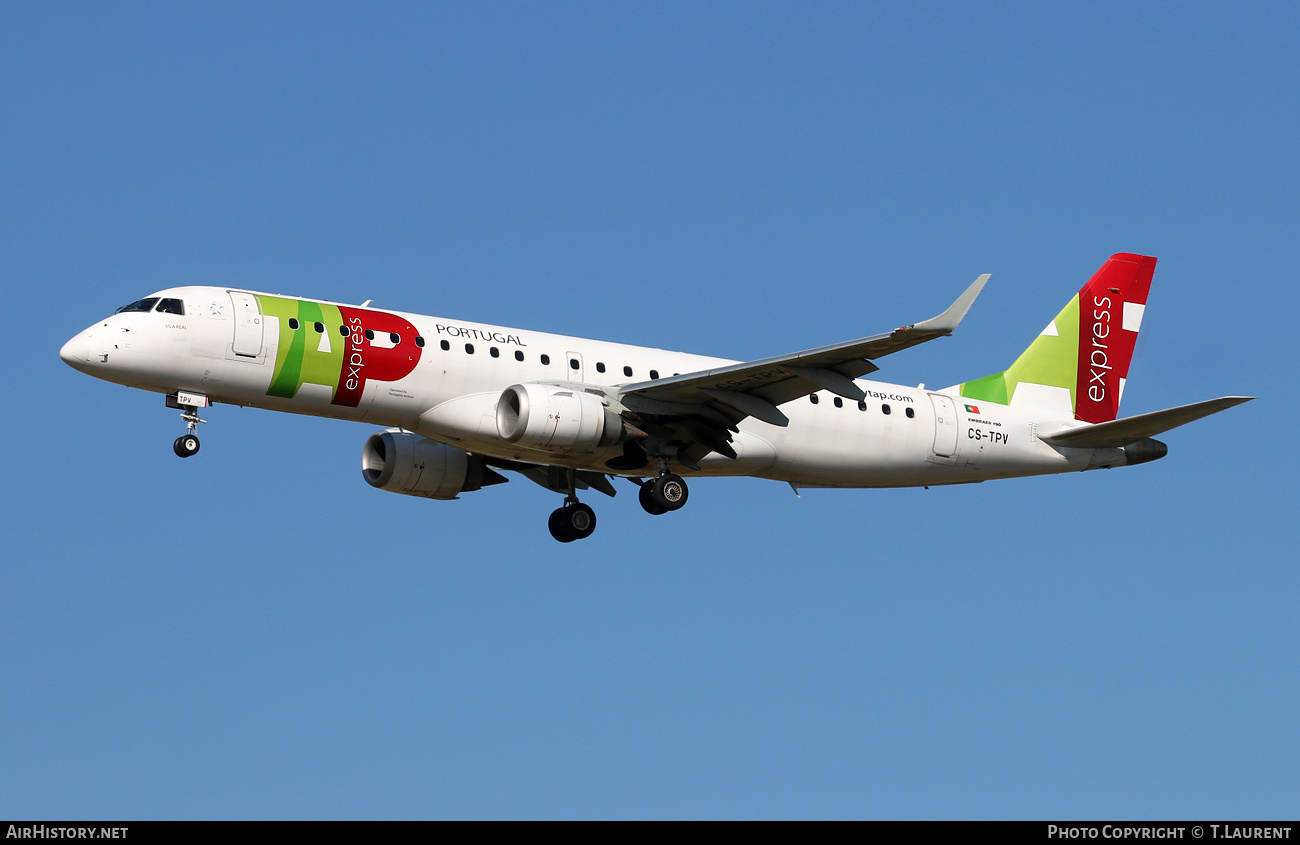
906,273,990,335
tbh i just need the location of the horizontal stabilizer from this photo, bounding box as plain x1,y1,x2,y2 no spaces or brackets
1040,396,1253,449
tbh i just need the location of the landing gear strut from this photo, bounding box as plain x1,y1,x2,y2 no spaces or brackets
548,470,598,543
637,460,689,515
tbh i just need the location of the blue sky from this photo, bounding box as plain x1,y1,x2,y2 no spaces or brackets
2,1,1296,819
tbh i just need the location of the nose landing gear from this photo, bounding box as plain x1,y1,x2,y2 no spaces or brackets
166,392,208,459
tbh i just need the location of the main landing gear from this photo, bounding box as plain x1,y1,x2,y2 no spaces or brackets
549,470,598,543
548,500,597,543
545,463,691,543
637,472,689,515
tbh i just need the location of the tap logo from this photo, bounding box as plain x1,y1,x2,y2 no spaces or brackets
258,296,420,407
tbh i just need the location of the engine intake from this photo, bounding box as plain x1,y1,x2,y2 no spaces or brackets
495,383,626,452
361,429,504,500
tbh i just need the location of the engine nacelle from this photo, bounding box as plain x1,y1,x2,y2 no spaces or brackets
361,429,500,500
495,383,626,452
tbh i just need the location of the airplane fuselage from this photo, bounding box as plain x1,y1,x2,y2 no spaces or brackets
60,285,1119,490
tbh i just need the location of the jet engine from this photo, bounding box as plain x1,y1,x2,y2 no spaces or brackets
495,383,628,452
361,429,505,500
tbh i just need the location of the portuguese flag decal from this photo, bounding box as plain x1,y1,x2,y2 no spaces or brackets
964,404,980,414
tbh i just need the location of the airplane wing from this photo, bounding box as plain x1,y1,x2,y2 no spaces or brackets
618,274,990,428
1039,396,1254,449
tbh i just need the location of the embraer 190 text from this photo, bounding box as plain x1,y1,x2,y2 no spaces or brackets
60,253,1250,542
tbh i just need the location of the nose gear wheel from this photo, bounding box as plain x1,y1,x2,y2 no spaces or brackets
173,434,200,458
172,399,206,458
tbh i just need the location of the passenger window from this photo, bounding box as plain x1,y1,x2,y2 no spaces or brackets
650,369,659,379
515,350,524,362
858,400,867,411
882,404,891,415
115,298,159,314
623,366,632,377
289,318,300,330
314,322,325,333
833,397,843,408
541,354,550,365
810,394,819,404
415,336,424,347
339,325,348,336
465,343,474,354
569,358,580,370
440,340,450,351
156,298,184,315
390,333,400,344
596,362,606,373
905,407,915,418
364,329,374,340
490,347,500,358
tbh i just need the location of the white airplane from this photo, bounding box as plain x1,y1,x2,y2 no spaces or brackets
60,253,1250,542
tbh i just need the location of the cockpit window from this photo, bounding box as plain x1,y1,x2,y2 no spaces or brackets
156,298,184,315
115,298,159,314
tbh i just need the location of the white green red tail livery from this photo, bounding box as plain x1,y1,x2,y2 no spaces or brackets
60,253,1251,542
959,253,1155,423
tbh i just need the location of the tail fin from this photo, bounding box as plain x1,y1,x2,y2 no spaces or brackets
958,253,1156,423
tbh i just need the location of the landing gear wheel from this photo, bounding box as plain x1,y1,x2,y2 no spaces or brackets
173,434,200,458
565,503,597,539
639,484,668,515
548,508,576,543
548,503,597,542
650,473,688,511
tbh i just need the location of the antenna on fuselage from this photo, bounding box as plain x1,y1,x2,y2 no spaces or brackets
360,299,373,307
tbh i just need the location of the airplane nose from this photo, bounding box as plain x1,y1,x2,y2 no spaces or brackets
59,334,88,369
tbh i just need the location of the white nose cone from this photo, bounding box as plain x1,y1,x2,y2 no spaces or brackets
59,334,88,370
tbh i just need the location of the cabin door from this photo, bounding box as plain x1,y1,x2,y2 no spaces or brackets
929,393,959,462
228,291,264,358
